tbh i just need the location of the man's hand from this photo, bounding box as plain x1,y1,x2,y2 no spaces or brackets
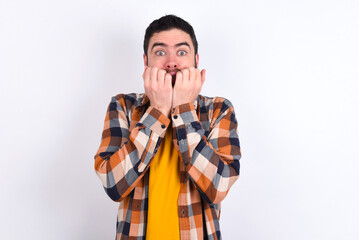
143,67,173,117
172,67,206,108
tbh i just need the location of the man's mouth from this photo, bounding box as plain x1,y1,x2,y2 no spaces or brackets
168,70,178,86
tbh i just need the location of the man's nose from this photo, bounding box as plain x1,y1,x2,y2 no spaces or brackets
165,54,178,69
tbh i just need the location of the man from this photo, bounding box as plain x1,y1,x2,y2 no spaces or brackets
94,15,241,240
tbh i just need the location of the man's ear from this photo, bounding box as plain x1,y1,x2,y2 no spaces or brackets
196,53,199,67
143,54,148,67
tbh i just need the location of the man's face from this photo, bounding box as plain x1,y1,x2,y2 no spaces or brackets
144,28,199,83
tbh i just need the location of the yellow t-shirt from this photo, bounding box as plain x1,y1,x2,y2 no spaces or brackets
146,126,181,240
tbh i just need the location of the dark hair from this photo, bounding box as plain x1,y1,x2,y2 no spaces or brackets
143,15,198,57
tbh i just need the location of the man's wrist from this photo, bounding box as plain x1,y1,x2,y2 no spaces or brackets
157,107,171,118
149,104,170,118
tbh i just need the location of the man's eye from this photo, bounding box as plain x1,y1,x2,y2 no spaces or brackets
156,50,165,56
178,50,187,56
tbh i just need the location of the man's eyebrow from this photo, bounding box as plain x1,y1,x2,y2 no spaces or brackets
175,42,191,49
151,42,167,51
150,42,191,51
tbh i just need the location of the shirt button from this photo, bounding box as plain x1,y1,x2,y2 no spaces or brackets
161,124,166,129
174,115,178,119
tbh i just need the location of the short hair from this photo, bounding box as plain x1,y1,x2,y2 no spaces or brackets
143,15,198,57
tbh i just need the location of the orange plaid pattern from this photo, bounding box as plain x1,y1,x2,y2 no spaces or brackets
94,93,241,239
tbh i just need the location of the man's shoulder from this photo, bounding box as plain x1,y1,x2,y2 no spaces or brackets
110,93,146,108
197,94,234,111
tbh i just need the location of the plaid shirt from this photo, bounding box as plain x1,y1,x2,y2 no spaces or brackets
94,93,241,240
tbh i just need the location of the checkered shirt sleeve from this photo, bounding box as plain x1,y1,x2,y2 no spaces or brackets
171,97,241,204
94,94,170,202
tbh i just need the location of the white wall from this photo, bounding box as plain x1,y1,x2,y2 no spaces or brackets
1,0,358,239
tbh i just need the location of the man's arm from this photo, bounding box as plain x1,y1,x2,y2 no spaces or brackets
94,94,170,202
171,97,241,205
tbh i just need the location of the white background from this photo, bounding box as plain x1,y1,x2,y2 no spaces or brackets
1,0,358,239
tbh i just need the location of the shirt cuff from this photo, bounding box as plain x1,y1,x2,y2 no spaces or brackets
138,106,171,137
171,102,199,127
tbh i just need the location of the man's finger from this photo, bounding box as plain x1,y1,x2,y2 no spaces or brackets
142,66,147,80
200,69,206,85
175,71,183,87
157,69,166,86
164,73,172,88
143,67,151,88
189,67,196,83
150,67,159,88
181,68,189,86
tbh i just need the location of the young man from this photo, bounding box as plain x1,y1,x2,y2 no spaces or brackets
94,15,241,240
